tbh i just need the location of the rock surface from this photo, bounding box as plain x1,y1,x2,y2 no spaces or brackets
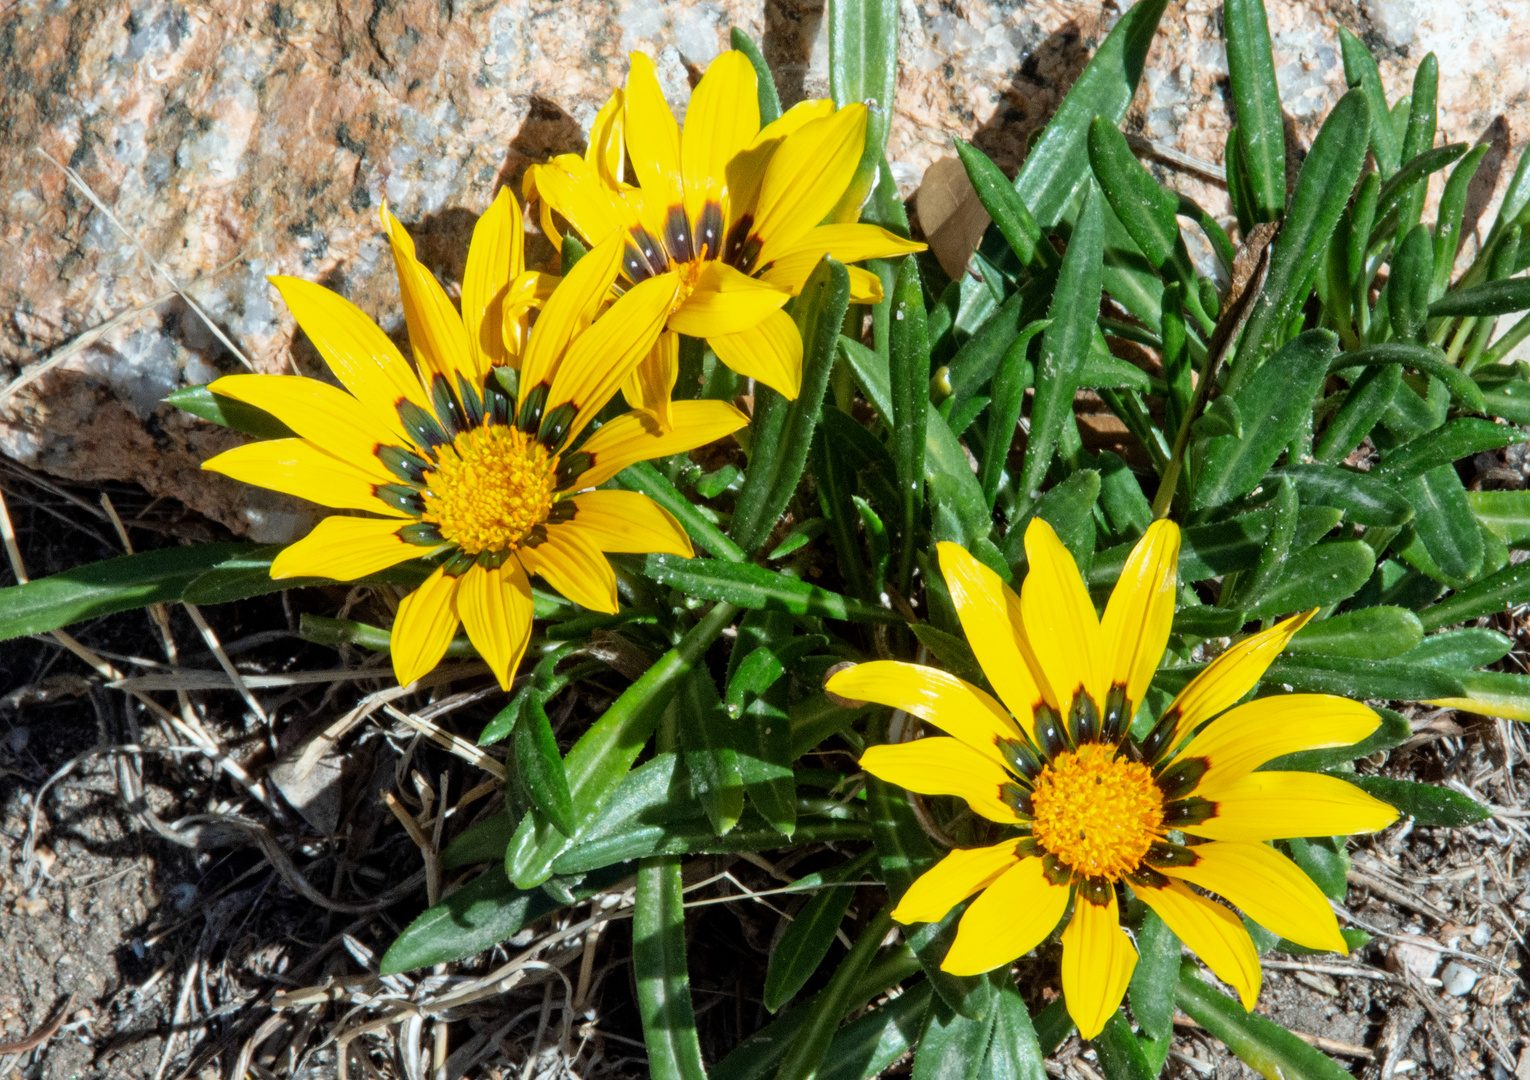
2,0,1528,537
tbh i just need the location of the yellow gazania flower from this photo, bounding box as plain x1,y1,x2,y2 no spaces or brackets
828,519,1399,1039
524,50,924,410
201,191,748,690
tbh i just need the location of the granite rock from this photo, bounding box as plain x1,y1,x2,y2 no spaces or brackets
1,0,1527,538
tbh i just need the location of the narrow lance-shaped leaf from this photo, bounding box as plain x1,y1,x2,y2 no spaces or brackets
980,320,1048,510
512,696,577,838
1227,90,1370,394
954,139,1052,269
1087,116,1181,270
1339,27,1399,175
890,256,929,593
1223,0,1285,221
634,852,708,1080
1396,53,1439,234
677,668,744,836
1388,225,1436,342
731,28,782,124
1018,183,1105,508
763,861,862,1012
911,997,999,1080
773,906,896,1080
828,0,898,221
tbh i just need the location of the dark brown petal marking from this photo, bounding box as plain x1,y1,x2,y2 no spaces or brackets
397,400,449,452
455,372,485,427
442,549,477,576
377,444,430,485
1013,835,1040,858
999,735,1044,782
476,548,513,569
430,374,468,437
1031,703,1069,760
1125,865,1170,890
1068,688,1100,745
538,402,578,452
624,241,654,282
1100,684,1130,745
1076,876,1113,905
1001,781,1033,817
546,500,577,524
664,204,694,263
722,214,753,266
1154,756,1208,801
554,450,593,490
734,234,764,276
628,225,667,277
398,522,445,547
1139,706,1183,764
517,383,550,433
1161,796,1217,829
521,524,549,548
695,201,725,259
1143,841,1199,869
373,483,425,516
1040,853,1072,886
482,374,513,427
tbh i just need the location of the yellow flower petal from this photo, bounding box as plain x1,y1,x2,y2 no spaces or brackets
208,374,398,481
1133,880,1261,1010
858,738,1019,824
940,856,1070,975
381,205,479,389
390,564,461,687
269,515,420,581
552,272,680,442
1176,695,1381,796
724,99,836,224
1162,840,1349,954
568,489,693,557
667,261,790,338
708,308,804,399
1099,520,1180,712
516,526,619,614
756,223,925,294
574,399,748,489
680,50,759,226
268,276,429,437
461,187,523,374
519,231,627,400
751,105,868,263
846,266,884,303
524,154,630,249
203,438,408,517
1164,610,1317,748
760,255,890,301
587,89,627,187
892,841,1022,925
935,542,1045,737
1059,888,1137,1040
624,52,684,215
456,558,535,690
826,660,1022,769
1021,518,1104,717
621,329,679,430
1185,772,1399,842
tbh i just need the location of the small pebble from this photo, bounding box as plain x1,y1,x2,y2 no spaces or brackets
1440,961,1478,996
1471,923,1493,947
1386,934,1442,980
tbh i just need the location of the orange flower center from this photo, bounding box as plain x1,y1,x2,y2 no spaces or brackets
420,426,556,554
1029,743,1164,881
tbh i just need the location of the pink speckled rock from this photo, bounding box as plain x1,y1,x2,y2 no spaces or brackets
1,0,1526,537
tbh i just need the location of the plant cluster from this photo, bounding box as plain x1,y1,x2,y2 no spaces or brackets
5,0,1530,1076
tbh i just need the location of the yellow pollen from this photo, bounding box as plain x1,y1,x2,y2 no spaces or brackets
1028,743,1163,881
420,425,557,555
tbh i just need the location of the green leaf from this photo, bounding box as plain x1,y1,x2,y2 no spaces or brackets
1286,607,1423,659
1346,776,1491,826
506,601,738,889
1434,144,1491,292
1223,0,1284,221
1395,54,1439,232
1193,395,1243,440
441,808,517,868
1268,463,1414,526
909,623,985,685
1398,464,1484,588
1008,470,1101,575
1223,475,1298,612
1012,0,1171,230
512,696,576,838
980,980,1049,1080
774,906,896,1080
635,854,707,1080
1438,668,1530,721
1246,541,1375,617
1315,364,1400,465
1256,653,1465,701
819,398,901,524
1378,418,1525,480
1093,1011,1156,1080
1195,331,1338,510
913,996,999,1080
1338,27,1398,174
827,0,898,218
0,541,261,640
1469,489,1530,546
1227,92,1369,392
1175,962,1356,1080
731,258,850,552
955,139,1050,269
617,461,747,562
814,420,874,602
678,669,745,836
379,862,630,974
890,256,930,592
1129,910,1181,1041
1429,277,1530,318
1334,342,1485,413
763,876,858,1013
1387,225,1436,341
165,385,297,439
767,518,828,561
1087,116,1181,270
1096,450,1153,545
1405,627,1513,669
729,635,800,838
1418,560,1530,631
730,28,782,125
1264,706,1411,772
636,554,897,623
819,981,936,1080
981,321,1048,510
1283,836,1349,901
1375,144,1470,228
1020,184,1106,503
